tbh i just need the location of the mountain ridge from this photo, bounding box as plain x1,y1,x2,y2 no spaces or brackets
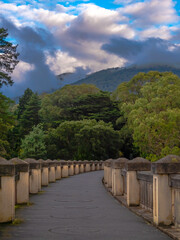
72,65,180,92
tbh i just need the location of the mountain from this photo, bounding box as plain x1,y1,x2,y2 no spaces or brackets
72,65,180,92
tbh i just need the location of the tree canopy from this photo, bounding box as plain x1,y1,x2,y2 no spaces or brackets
0,28,19,88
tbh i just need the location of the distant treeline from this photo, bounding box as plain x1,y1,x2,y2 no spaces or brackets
0,71,180,161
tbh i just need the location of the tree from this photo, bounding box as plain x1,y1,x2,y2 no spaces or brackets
63,91,121,127
20,124,47,159
0,28,19,88
0,93,14,158
46,119,122,160
19,93,41,137
17,88,34,119
40,84,100,127
124,72,180,160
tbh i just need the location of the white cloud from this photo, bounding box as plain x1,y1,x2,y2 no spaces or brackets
45,50,86,75
140,26,177,40
121,0,178,27
12,61,35,83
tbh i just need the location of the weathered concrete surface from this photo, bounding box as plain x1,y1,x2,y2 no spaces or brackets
0,171,171,240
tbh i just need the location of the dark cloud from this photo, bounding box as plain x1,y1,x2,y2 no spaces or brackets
0,16,61,98
102,37,180,67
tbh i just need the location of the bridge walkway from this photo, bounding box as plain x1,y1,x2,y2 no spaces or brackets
0,171,171,240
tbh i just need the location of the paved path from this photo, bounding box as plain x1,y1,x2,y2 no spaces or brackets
0,171,171,240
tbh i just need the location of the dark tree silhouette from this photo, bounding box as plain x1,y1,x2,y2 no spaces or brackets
0,28,19,88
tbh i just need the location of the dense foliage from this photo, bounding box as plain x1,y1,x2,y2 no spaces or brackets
46,119,122,160
0,28,19,87
20,124,47,159
112,71,180,161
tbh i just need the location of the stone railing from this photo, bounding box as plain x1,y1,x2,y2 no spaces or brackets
0,158,104,223
104,155,180,229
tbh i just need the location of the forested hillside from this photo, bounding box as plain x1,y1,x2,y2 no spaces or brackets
73,65,180,92
1,71,180,161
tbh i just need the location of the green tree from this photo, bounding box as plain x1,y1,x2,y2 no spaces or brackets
20,124,47,159
17,88,33,119
19,93,41,137
0,93,14,158
0,28,19,87
40,84,100,127
46,119,122,160
123,73,180,160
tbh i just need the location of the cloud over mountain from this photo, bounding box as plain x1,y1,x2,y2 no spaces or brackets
0,0,180,97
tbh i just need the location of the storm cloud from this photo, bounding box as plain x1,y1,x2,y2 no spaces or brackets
102,37,180,67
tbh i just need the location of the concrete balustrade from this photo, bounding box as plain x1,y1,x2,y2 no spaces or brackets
91,162,96,171
85,161,91,172
53,160,61,180
68,161,74,176
61,160,69,178
112,158,128,196
106,159,113,188
0,157,15,223
74,161,80,175
126,157,151,206
38,159,49,186
80,161,85,173
10,158,29,204
0,159,103,223
46,159,56,183
24,158,40,194
104,154,180,235
152,155,180,226
95,161,100,171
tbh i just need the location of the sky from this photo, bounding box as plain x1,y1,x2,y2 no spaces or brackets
0,0,180,97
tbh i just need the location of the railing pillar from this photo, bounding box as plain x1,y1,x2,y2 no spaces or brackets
106,159,113,188
85,161,91,172
25,158,40,194
0,157,15,223
53,160,61,180
10,158,29,204
80,161,85,173
46,159,56,183
74,161,79,175
152,155,180,226
112,158,128,196
61,160,69,178
126,157,151,206
38,159,49,186
68,161,74,176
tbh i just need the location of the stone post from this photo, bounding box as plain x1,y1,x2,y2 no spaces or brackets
46,159,56,183
80,161,85,173
53,160,61,180
0,157,15,223
126,157,151,206
152,155,180,226
101,161,105,170
85,161,91,172
38,161,42,191
10,158,29,204
68,161,74,176
95,161,100,171
61,160,69,178
91,161,95,171
24,158,40,194
106,159,114,188
112,158,128,196
104,160,108,184
74,161,80,175
38,159,49,186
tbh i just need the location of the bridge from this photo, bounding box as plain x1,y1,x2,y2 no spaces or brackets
0,157,180,239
